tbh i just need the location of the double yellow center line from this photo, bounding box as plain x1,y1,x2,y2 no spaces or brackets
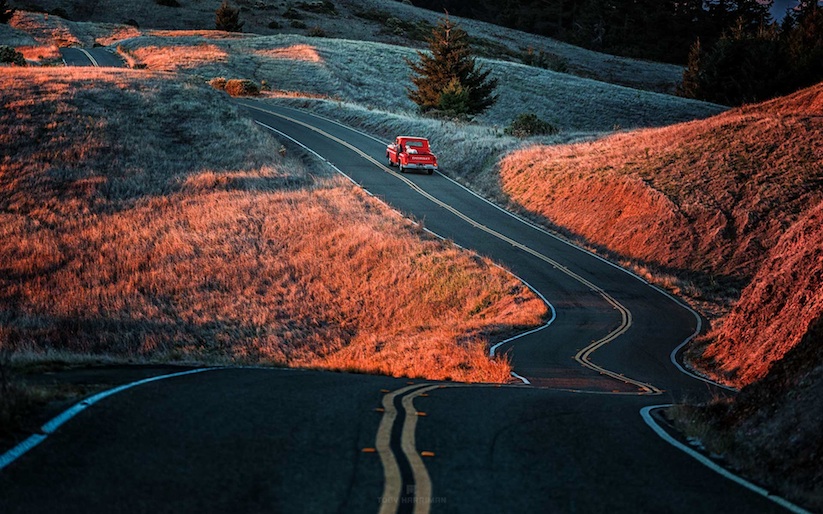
245,102,661,395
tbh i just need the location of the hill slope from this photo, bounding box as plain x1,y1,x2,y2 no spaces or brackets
694,199,823,387
12,0,685,92
497,83,823,509
0,68,546,382
499,83,823,287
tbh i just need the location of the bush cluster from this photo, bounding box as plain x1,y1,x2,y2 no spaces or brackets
155,0,181,7
297,1,336,15
521,47,569,73
215,0,243,32
225,79,260,97
505,113,558,138
0,45,26,66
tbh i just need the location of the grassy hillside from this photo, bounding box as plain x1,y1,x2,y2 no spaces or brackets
10,0,685,92
693,199,823,387
674,312,823,511
0,68,546,383
495,83,822,509
498,84,823,293
113,31,721,132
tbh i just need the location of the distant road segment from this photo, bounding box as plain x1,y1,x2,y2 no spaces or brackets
60,47,125,67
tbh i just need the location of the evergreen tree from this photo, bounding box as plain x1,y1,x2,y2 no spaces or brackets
215,0,243,32
0,0,15,24
785,0,823,89
407,16,497,116
678,38,704,99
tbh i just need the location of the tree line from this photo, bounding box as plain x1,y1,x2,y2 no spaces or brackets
411,0,823,105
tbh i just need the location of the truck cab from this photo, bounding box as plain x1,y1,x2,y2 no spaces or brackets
386,136,438,175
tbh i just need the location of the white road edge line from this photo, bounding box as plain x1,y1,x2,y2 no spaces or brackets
263,103,731,391
250,104,661,393
640,405,811,514
77,48,100,67
0,367,219,472
254,118,556,385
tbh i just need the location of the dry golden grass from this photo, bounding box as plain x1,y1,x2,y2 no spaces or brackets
15,45,60,62
694,200,823,387
254,44,323,63
0,68,546,383
498,83,823,388
130,43,228,71
149,30,250,40
500,83,823,285
10,11,80,48
95,26,141,47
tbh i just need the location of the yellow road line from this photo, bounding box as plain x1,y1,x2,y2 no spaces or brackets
244,103,660,394
376,384,424,514
400,385,440,514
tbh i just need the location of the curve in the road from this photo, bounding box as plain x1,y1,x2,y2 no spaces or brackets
0,368,219,471
247,103,660,394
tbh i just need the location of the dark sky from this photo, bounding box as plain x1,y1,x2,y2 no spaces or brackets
770,0,797,20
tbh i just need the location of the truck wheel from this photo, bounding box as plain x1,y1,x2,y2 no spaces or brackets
387,157,393,167
427,169,434,175
398,164,405,173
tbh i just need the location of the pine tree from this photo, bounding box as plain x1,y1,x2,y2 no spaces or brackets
407,16,497,116
215,0,243,32
678,38,704,99
0,0,16,24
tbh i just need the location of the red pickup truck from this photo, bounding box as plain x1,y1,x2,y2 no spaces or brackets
386,136,438,175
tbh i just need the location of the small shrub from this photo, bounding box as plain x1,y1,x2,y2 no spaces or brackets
215,0,243,32
522,47,570,73
209,76,228,91
283,7,303,19
307,26,326,37
224,78,260,97
290,20,307,29
505,113,559,138
352,7,384,22
155,0,181,7
123,18,140,28
0,45,26,66
297,1,336,15
267,20,281,29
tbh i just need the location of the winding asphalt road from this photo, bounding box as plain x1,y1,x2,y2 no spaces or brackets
60,47,124,67
0,99,800,513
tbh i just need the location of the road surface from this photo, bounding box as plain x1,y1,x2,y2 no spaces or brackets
0,101,800,514
60,47,125,67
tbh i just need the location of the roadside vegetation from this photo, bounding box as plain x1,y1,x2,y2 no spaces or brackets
4,4,820,507
115,32,722,132
0,68,546,391
495,83,823,510
5,1,684,93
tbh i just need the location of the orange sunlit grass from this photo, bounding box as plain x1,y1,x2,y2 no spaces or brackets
498,82,823,388
130,44,228,71
15,45,60,62
95,26,141,46
254,44,323,63
10,11,80,48
149,30,250,40
499,84,823,283
0,68,546,383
